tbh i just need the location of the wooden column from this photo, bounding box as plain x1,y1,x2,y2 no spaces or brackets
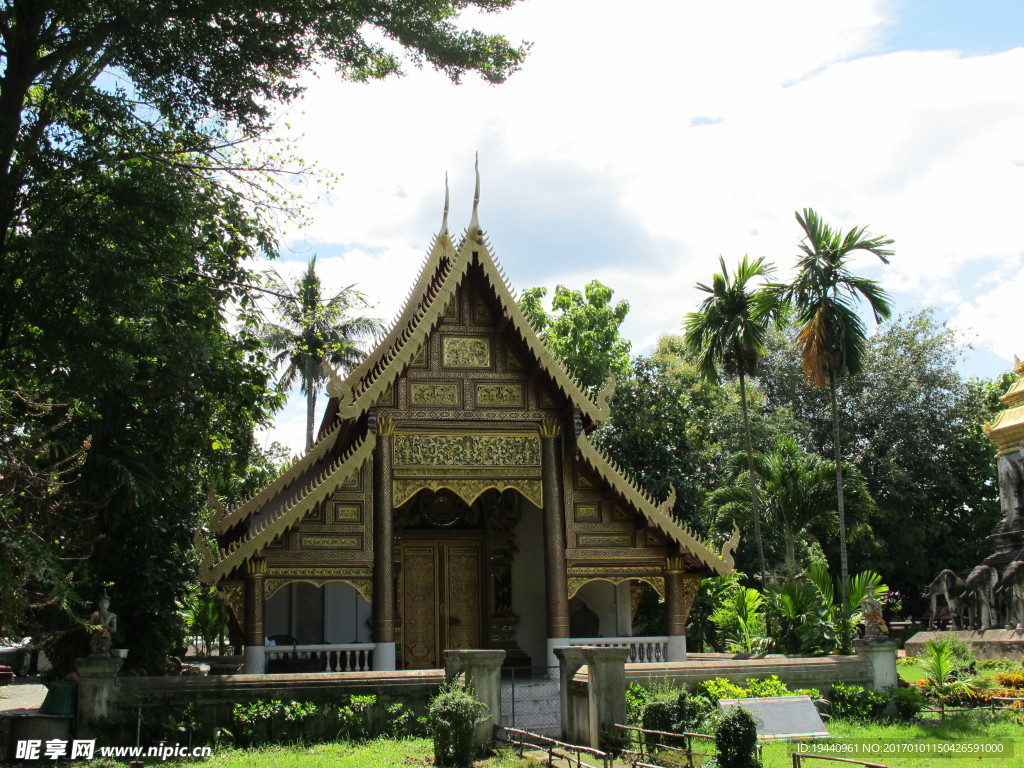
244,558,267,647
664,560,701,662
372,413,396,645
540,418,569,639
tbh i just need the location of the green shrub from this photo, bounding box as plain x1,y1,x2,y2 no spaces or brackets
231,699,319,745
673,691,713,732
715,706,762,768
888,685,926,720
337,694,376,739
625,681,652,724
743,676,790,698
828,683,888,720
427,680,488,767
696,677,746,704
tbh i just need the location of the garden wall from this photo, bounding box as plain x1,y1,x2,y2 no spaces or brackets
622,653,874,693
104,669,444,743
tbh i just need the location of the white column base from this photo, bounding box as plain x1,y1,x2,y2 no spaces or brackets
373,642,396,671
546,638,564,677
666,635,687,662
243,644,266,674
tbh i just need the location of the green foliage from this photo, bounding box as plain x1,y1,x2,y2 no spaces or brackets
519,280,631,392
232,700,320,745
260,258,382,450
427,680,488,766
710,587,769,654
0,0,528,664
889,685,926,720
714,706,762,768
708,437,874,579
742,676,791,698
695,678,747,705
828,683,888,721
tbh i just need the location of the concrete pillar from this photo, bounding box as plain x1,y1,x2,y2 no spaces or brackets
554,646,630,750
74,657,123,739
243,558,267,673
372,412,396,670
853,637,899,691
444,649,506,751
540,419,569,665
553,646,588,744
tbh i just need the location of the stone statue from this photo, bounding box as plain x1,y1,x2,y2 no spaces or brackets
923,569,966,630
963,565,999,630
860,586,887,638
999,560,1024,631
998,453,1024,530
88,591,117,657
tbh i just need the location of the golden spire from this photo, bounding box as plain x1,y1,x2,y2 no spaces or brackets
468,152,481,234
984,355,1024,457
441,172,450,235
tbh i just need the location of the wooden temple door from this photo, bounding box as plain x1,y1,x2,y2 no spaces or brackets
399,539,484,669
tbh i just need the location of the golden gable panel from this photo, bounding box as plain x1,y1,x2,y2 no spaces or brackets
300,534,363,550
411,383,460,407
443,336,491,368
476,384,523,408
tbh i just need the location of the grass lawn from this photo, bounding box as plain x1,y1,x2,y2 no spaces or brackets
89,716,1024,768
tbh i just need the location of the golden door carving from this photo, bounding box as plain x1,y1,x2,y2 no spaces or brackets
399,540,483,669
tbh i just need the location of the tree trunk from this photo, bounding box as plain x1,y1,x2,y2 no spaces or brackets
738,372,768,587
305,388,316,452
828,376,850,645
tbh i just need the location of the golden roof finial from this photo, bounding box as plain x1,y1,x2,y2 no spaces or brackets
441,172,450,235
469,152,481,234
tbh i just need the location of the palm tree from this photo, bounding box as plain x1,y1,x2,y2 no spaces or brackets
779,208,893,618
261,258,382,450
684,255,778,587
708,437,838,579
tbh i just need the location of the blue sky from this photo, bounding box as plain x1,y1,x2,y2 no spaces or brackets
255,0,1023,455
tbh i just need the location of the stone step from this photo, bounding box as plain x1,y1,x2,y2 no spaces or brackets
500,679,561,737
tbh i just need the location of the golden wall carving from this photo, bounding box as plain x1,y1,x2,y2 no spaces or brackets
411,383,460,406
476,384,523,407
264,577,372,603
442,336,490,368
332,503,361,522
393,477,543,510
394,433,541,467
576,533,634,548
568,575,665,599
574,504,600,522
299,534,362,549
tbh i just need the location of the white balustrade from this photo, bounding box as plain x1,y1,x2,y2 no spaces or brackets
262,643,376,673
566,636,669,663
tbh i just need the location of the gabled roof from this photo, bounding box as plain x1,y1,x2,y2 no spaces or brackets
198,173,736,583
573,434,737,575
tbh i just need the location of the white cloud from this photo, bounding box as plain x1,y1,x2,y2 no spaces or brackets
257,0,1022,452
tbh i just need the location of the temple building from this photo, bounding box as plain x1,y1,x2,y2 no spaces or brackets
197,175,737,673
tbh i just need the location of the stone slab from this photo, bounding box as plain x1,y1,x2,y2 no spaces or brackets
904,630,1024,661
718,695,828,741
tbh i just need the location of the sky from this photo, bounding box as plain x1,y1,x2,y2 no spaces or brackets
253,0,1024,456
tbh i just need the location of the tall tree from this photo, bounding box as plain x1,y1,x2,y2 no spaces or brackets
707,436,873,579
261,259,382,450
520,280,632,392
0,0,528,665
684,255,777,587
777,208,894,616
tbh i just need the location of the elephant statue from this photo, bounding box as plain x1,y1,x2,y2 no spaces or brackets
963,564,1000,630
923,569,966,630
998,560,1024,631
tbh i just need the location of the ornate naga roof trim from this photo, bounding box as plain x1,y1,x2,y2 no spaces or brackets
210,418,347,534
574,435,736,574
468,230,611,423
200,432,378,583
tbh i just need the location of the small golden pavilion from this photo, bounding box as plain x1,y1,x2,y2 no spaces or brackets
198,174,737,673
